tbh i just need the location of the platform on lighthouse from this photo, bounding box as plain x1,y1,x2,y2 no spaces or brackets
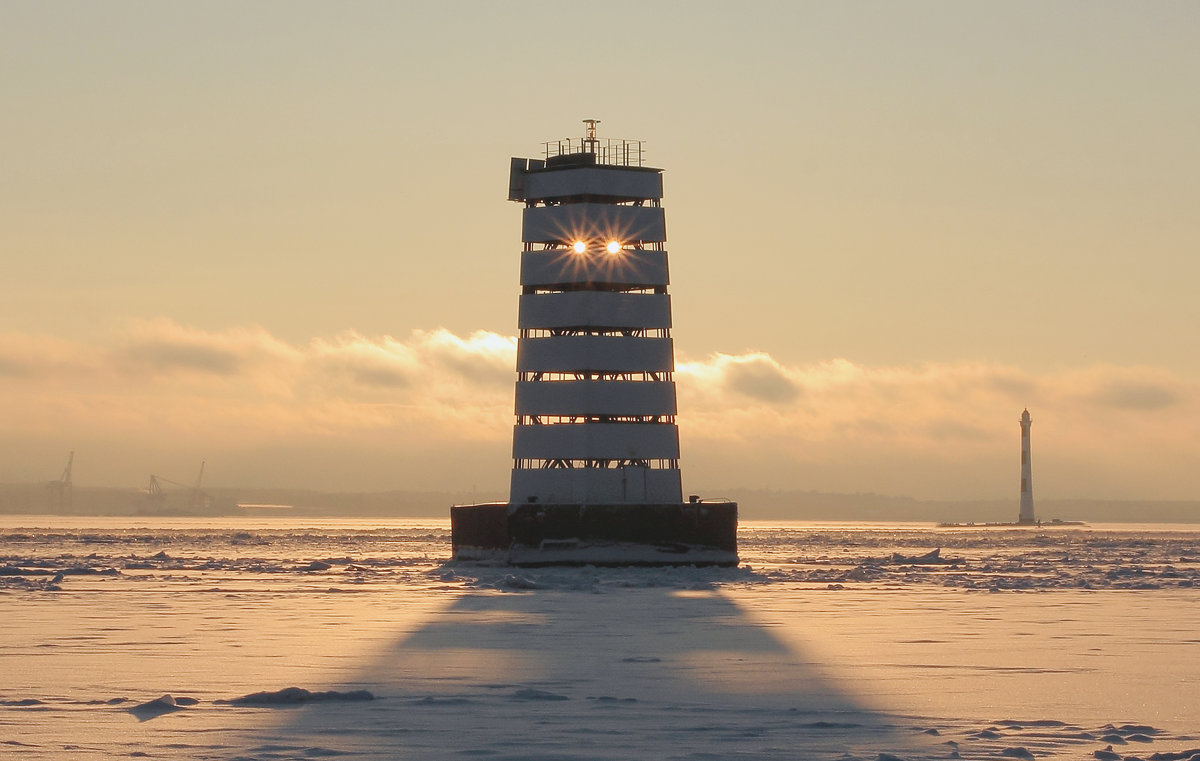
450,501,739,567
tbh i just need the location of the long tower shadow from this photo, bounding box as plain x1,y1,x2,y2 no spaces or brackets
256,577,936,760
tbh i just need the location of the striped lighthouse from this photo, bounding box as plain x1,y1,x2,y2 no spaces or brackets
509,119,681,506
1018,408,1035,525
450,120,738,565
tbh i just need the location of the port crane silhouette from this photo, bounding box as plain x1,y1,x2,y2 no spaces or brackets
145,461,209,510
46,451,74,510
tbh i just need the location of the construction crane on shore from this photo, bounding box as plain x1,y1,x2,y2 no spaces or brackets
191,461,207,510
145,474,165,503
143,462,210,510
46,451,74,510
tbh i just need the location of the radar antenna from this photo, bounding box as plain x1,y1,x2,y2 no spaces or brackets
582,118,600,154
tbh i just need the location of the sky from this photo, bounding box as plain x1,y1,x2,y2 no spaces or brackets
2,1,1198,501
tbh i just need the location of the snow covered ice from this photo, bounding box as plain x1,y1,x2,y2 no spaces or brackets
2,517,1199,760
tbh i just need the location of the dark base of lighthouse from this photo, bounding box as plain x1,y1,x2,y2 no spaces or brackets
450,501,738,566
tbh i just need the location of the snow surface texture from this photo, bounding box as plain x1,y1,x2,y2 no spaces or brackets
0,518,1198,760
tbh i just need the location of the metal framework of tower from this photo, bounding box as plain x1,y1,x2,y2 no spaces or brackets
1018,409,1035,524
450,121,737,565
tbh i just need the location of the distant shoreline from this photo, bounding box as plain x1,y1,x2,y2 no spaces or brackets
2,483,1197,523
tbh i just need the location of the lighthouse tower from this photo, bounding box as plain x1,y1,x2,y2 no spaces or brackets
510,119,681,506
450,120,737,565
1018,408,1035,524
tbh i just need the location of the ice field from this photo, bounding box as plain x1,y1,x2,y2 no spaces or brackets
2,517,1199,760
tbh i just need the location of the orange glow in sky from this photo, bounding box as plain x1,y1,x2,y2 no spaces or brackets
1,3,1198,500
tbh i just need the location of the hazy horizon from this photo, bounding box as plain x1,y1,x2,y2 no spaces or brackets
3,2,1198,503
4,480,1199,525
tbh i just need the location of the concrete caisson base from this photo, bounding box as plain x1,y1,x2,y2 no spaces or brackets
450,501,738,566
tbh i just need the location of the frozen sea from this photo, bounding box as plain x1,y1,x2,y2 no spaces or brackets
2,517,1199,760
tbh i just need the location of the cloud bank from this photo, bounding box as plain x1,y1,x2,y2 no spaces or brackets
1,321,1196,499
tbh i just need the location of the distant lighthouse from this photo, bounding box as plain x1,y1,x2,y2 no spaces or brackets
450,120,738,565
1018,409,1035,525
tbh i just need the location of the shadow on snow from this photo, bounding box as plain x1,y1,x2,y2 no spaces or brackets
257,574,935,760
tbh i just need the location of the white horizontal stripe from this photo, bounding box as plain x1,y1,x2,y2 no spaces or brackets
517,336,674,373
522,204,666,244
523,167,663,202
515,380,677,416
510,467,683,504
519,292,671,330
520,249,670,288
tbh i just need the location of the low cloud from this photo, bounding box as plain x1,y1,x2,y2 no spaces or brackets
119,339,247,375
0,320,516,440
674,352,1199,497
416,328,518,386
115,318,300,377
708,352,802,404
0,356,32,378
0,332,95,379
308,332,419,389
2,323,1197,498
1088,375,1181,411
